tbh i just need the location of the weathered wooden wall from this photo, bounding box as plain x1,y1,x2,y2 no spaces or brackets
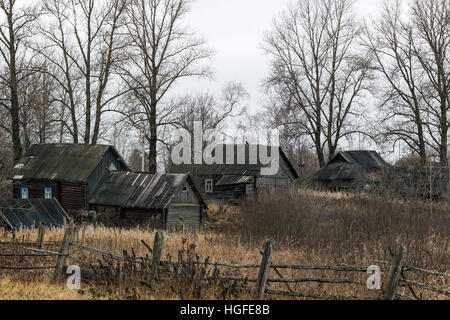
13,179,88,212
87,148,128,197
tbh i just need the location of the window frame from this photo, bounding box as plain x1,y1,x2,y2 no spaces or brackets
44,187,53,199
205,179,213,193
20,187,29,200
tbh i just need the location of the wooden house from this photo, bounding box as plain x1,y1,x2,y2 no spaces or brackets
314,150,390,191
89,172,207,227
170,144,299,203
10,144,129,214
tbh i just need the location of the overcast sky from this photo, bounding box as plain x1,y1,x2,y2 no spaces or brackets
177,0,386,115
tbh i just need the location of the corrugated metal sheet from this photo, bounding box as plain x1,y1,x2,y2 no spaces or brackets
89,172,206,210
0,198,69,229
11,144,129,183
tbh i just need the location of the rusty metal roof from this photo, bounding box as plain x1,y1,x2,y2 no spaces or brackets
0,198,69,230
89,172,206,210
10,144,129,183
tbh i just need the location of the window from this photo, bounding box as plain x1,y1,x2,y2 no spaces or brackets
182,186,188,193
205,179,213,193
21,187,29,200
44,187,52,199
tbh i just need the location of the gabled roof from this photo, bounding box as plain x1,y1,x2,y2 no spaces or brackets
170,144,299,179
0,198,69,230
89,172,206,210
11,144,129,183
315,150,389,181
329,151,389,172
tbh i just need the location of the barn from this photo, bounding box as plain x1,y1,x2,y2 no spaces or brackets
0,198,69,230
314,150,390,191
89,172,207,227
170,144,299,203
10,144,129,215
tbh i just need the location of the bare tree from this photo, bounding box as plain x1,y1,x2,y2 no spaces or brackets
263,0,372,168
176,82,248,135
18,62,60,147
410,0,449,166
363,0,428,165
363,0,449,166
116,0,213,173
0,0,39,163
32,0,129,144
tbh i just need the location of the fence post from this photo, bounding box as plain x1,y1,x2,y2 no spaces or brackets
52,223,74,282
37,221,46,248
384,245,407,300
151,231,164,273
80,224,86,245
73,225,79,243
256,241,274,299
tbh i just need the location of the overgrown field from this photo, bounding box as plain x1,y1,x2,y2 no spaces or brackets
0,189,449,300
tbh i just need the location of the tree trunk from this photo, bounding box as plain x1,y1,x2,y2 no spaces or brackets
148,102,157,174
7,10,22,163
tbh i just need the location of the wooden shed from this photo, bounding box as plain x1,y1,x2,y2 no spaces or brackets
10,144,129,215
314,150,390,191
170,144,299,203
89,172,207,228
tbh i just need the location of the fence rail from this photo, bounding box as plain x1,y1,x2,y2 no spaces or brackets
0,225,448,300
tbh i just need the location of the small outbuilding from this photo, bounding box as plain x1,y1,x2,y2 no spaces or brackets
0,198,69,230
89,172,207,227
314,150,390,191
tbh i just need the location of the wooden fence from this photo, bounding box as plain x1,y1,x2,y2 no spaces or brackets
1,224,449,300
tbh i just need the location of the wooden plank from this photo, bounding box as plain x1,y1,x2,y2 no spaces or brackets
52,225,73,282
256,241,274,299
384,245,406,300
151,231,164,273
36,221,46,248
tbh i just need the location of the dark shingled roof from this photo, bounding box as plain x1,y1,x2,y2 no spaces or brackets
170,144,299,179
0,198,69,230
315,150,389,181
11,144,128,183
89,172,206,210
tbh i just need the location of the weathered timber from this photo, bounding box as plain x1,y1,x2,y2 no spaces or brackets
384,245,406,300
37,221,46,248
256,241,274,299
151,231,164,273
52,225,73,282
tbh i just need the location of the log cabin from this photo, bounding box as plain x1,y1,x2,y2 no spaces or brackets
11,144,129,215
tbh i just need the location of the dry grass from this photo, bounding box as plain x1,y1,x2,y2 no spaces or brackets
0,189,448,300
0,275,85,300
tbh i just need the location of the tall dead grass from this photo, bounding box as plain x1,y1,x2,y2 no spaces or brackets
0,189,448,300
